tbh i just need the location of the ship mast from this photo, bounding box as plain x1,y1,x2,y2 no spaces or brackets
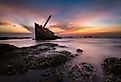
42,15,51,28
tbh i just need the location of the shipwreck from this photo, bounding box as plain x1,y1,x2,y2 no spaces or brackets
35,15,61,40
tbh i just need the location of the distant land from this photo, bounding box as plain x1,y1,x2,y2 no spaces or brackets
0,32,31,40
0,37,31,40
62,36,121,38
61,31,121,38
0,31,121,40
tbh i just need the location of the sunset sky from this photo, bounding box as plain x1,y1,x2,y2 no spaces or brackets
0,0,121,37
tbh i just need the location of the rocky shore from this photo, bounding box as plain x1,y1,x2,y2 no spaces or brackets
0,43,97,82
0,43,73,75
0,43,121,82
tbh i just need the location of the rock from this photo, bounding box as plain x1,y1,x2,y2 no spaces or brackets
0,43,75,75
68,63,96,82
102,57,121,82
33,55,39,58
0,61,28,75
39,66,65,82
29,43,58,52
37,45,49,50
59,45,67,48
43,43,59,48
75,54,79,56
76,49,83,52
0,44,18,55
39,62,97,82
32,50,72,68
0,45,72,75
0,43,97,82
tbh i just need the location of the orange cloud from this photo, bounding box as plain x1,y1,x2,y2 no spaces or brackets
48,25,65,33
0,4,58,27
0,22,12,26
54,25,121,36
0,26,31,33
0,22,31,33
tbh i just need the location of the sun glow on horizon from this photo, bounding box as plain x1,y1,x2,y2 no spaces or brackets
49,25,121,35
0,24,31,33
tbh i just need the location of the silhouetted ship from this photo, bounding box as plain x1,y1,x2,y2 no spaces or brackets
35,15,61,40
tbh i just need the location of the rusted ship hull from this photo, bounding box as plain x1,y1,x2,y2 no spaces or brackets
35,23,60,40
34,15,61,40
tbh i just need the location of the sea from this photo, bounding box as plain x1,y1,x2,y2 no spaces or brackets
0,38,121,82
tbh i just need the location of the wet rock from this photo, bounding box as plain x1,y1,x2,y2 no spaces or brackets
28,51,72,69
39,66,65,82
68,63,96,82
21,43,58,51
44,43,59,47
75,54,79,56
76,49,83,52
39,62,96,82
102,57,121,82
0,61,28,75
59,45,68,48
36,43,58,51
33,54,39,58
0,43,73,75
0,44,18,55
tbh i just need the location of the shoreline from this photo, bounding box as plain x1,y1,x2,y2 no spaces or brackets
0,43,97,82
0,43,121,82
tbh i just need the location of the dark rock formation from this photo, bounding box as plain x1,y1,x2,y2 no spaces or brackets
0,44,18,55
102,57,121,82
75,54,79,56
59,45,68,48
76,49,83,52
0,43,72,75
68,63,96,82
39,65,66,82
39,62,97,82
0,43,97,82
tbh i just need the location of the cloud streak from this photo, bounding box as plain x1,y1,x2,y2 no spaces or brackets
0,0,121,36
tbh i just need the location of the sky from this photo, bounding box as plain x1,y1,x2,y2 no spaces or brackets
0,0,121,37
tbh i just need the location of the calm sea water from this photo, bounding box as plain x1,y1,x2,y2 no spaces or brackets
0,38,121,82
